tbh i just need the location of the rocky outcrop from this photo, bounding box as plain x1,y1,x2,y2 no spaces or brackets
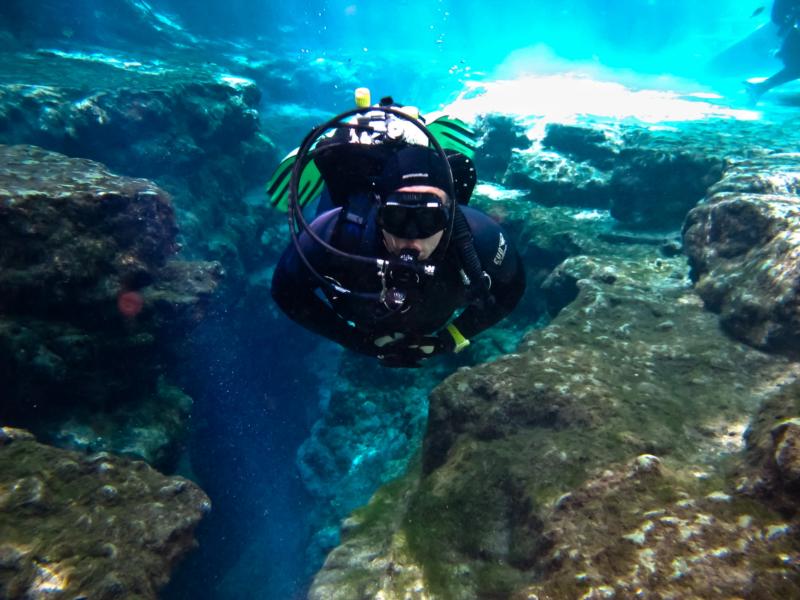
519,384,800,599
683,153,800,355
737,380,800,513
520,453,800,599
0,144,220,466
308,235,800,598
486,120,797,230
0,49,277,291
0,426,210,599
503,125,614,211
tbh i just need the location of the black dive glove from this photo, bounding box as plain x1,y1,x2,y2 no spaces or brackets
373,333,451,368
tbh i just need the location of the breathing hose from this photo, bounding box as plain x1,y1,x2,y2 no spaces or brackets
452,205,492,305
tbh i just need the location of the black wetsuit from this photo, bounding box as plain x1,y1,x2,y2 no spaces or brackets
271,205,525,360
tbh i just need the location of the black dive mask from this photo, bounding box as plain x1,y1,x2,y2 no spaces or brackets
378,192,449,239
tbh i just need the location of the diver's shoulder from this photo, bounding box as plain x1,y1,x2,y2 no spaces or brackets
457,206,514,266
308,207,342,236
461,205,505,235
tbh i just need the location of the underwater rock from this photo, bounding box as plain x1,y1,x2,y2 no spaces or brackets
296,353,437,568
494,117,755,230
541,123,617,169
0,143,220,332
683,153,800,355
309,245,800,598
608,146,724,230
0,50,277,294
520,455,800,599
473,115,533,181
505,146,613,210
0,426,210,599
298,315,533,573
0,144,219,465
736,380,800,514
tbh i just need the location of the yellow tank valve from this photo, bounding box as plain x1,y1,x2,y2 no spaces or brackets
355,87,371,108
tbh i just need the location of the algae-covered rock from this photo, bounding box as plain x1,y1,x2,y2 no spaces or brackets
518,455,800,599
0,144,219,464
0,427,210,599
486,117,793,230
309,244,800,598
683,153,800,355
736,380,800,514
0,50,277,291
473,115,533,181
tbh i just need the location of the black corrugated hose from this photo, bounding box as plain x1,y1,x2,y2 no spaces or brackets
452,204,493,308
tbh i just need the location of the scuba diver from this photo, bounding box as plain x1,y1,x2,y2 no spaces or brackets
269,94,525,368
746,0,800,103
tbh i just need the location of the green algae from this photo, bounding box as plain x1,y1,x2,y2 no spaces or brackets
0,431,208,599
346,476,414,541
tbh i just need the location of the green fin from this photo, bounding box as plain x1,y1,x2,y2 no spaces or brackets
265,149,324,212
427,116,478,160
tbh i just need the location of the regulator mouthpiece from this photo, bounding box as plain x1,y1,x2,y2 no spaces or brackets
399,248,420,263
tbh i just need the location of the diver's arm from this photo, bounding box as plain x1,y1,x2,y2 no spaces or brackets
270,212,375,356
447,209,526,342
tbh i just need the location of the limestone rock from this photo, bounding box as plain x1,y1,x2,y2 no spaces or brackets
683,153,800,354
0,144,218,465
608,145,724,229
519,456,800,599
489,117,786,230
309,246,800,598
0,50,277,290
737,381,800,512
0,427,210,599
473,115,533,181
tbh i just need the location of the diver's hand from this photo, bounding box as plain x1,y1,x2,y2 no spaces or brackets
374,333,448,368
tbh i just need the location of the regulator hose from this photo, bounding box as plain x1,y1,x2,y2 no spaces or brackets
452,204,492,306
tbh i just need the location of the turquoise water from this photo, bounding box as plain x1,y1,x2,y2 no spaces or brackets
149,0,785,110
1,1,798,599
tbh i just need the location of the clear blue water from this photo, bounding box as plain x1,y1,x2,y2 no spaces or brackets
156,0,771,81
4,1,796,598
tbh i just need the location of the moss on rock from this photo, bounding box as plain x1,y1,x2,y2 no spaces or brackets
0,427,210,599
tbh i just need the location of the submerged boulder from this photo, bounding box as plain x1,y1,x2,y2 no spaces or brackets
737,380,800,513
683,153,800,355
308,242,800,598
521,453,799,599
0,426,210,599
0,49,277,294
0,144,220,466
486,119,785,230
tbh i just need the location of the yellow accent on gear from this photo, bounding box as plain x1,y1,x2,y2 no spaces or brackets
355,87,371,108
446,324,470,353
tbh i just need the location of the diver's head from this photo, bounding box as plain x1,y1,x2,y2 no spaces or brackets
378,146,452,261
379,185,448,260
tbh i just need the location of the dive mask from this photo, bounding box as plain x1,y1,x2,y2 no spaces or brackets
378,192,449,239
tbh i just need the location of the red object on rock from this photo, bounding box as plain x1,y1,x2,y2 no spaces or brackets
117,291,144,318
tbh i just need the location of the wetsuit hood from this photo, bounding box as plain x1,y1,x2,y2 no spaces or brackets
378,145,453,199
